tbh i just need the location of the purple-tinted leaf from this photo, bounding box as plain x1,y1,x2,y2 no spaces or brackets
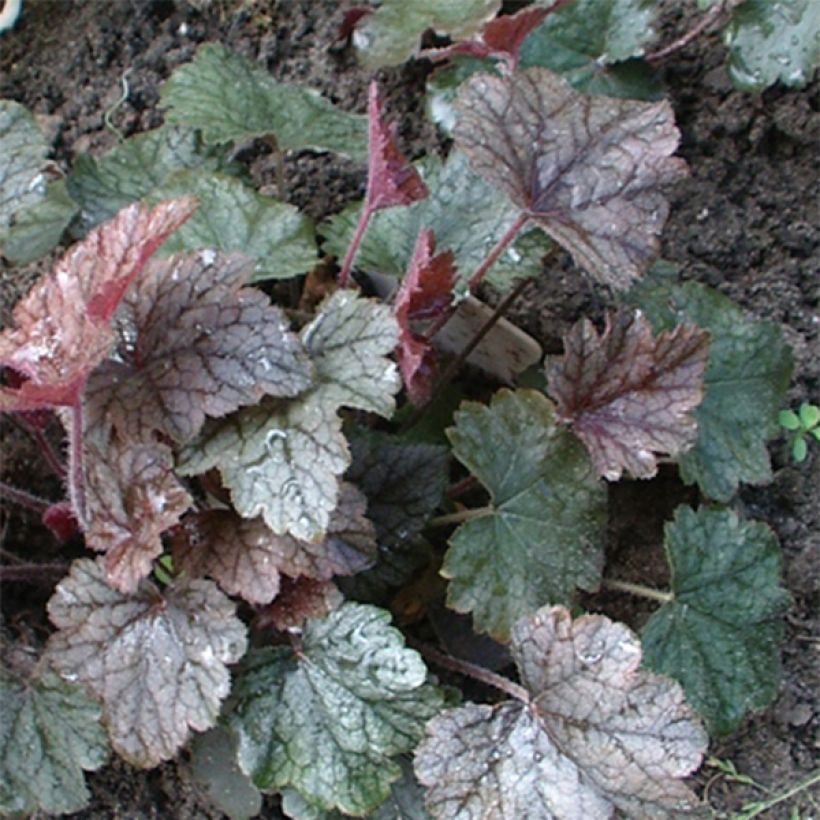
85,250,312,443
549,309,709,480
83,434,192,593
0,199,196,412
415,606,707,819
454,68,686,289
366,82,428,212
45,558,247,768
172,482,376,605
256,576,343,632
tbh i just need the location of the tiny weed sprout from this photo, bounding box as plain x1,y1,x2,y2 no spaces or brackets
1,1,815,817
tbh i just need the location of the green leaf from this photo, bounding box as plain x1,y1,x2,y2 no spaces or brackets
519,0,664,99
229,602,443,815
792,436,808,462
321,151,552,293
798,402,819,429
0,100,50,245
353,0,501,69
1,178,78,264
724,0,819,91
641,506,791,735
0,660,108,815
66,124,232,233
161,43,367,160
179,291,400,541
628,273,793,500
151,171,317,281
779,408,801,430
445,389,606,640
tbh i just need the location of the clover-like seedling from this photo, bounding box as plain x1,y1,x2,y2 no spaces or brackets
779,402,820,462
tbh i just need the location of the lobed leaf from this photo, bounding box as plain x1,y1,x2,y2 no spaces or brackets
161,43,367,160
352,0,501,69
548,308,710,480
82,434,193,592
0,198,196,411
45,558,247,768
0,662,108,816
642,506,791,735
445,389,606,640
172,482,376,605
453,68,687,289
84,250,312,444
628,272,793,500
415,605,707,819
229,602,443,815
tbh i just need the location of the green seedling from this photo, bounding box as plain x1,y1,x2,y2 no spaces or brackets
779,402,820,462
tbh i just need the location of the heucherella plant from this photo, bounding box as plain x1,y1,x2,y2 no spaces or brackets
0,1,799,816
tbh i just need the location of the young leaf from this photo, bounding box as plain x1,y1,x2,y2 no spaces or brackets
66,124,232,233
724,0,819,91
228,602,443,815
415,605,708,819
0,100,50,244
0,662,108,816
0,198,196,412
394,229,456,405
45,558,247,768
365,82,429,211
519,0,663,98
83,435,193,593
628,273,793,500
179,291,400,541
445,389,606,640
548,308,710,480
352,0,501,69
257,576,344,632
172,483,376,605
150,171,318,281
641,506,791,735
84,250,313,444
453,68,687,289
322,151,552,293
161,43,367,161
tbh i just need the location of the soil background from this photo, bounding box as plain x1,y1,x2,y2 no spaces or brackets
0,0,817,817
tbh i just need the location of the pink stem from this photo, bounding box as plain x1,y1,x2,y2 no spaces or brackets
67,400,87,527
645,2,726,63
338,203,374,289
0,480,51,513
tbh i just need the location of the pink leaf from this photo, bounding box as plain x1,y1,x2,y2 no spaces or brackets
0,198,197,411
549,309,710,480
42,501,80,544
481,6,549,57
338,6,372,41
366,82,429,212
394,229,456,406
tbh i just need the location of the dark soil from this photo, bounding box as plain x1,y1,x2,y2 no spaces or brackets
1,1,817,818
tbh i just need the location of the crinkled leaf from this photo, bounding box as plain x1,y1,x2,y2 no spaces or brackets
415,605,707,819
628,272,793,500
84,250,313,443
189,726,262,820
172,482,376,605
724,0,819,91
83,435,193,592
321,151,552,293
0,100,49,240
151,171,317,281
45,558,247,768
519,0,663,98
395,229,456,405
1,178,78,265
229,602,443,815
365,82,429,211
257,576,343,632
454,68,686,289
548,308,710,480
179,291,399,540
445,389,605,640
342,430,447,601
642,506,791,735
0,662,108,815
161,43,367,160
0,198,196,411
66,124,232,233
352,0,501,69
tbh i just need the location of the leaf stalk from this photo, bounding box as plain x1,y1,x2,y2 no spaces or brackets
429,506,493,527
602,578,674,604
